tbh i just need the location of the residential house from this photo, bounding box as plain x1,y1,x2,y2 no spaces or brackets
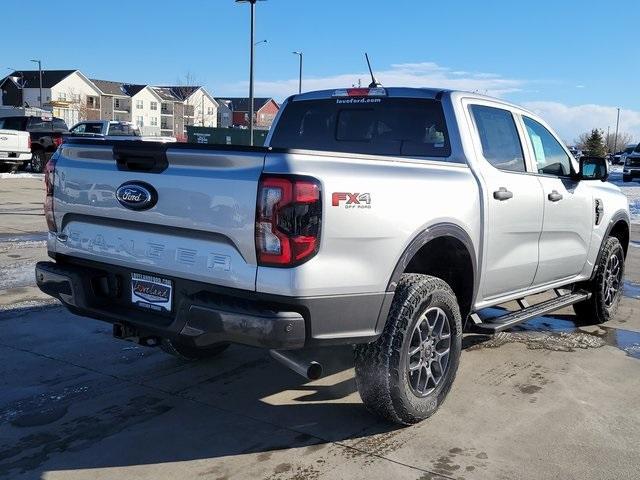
217,97,280,129
156,86,218,133
0,70,101,126
91,80,163,136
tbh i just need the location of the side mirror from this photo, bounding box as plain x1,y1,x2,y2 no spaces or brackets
579,156,609,181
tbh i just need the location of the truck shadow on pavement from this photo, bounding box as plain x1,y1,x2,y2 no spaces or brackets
0,306,405,479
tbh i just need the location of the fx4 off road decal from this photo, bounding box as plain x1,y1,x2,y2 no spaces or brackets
331,192,371,209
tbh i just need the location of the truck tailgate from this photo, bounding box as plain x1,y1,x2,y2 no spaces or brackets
0,129,29,153
52,142,266,291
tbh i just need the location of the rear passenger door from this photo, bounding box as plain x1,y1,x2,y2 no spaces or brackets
468,104,544,300
520,116,593,285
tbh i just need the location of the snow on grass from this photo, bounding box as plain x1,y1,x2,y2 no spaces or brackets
609,165,640,224
0,172,43,179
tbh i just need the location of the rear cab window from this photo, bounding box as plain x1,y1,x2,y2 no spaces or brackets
270,95,451,159
469,105,526,172
0,117,28,131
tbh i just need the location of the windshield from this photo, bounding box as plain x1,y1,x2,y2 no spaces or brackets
270,97,451,158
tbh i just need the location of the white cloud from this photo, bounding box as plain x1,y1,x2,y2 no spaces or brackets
521,101,640,144
223,61,524,99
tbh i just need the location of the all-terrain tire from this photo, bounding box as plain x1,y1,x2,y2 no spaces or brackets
573,236,625,324
354,274,462,425
160,338,229,361
31,150,46,173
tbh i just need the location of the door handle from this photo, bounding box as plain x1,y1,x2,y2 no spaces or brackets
493,187,513,201
548,190,563,202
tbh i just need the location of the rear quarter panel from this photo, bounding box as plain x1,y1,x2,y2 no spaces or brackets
258,151,481,296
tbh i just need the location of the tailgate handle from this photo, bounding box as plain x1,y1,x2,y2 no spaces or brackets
113,144,169,173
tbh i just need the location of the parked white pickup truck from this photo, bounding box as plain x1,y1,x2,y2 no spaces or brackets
67,121,177,143
0,128,32,172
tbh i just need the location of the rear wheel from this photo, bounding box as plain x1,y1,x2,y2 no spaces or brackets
354,274,462,425
573,236,625,324
160,338,229,361
31,150,46,173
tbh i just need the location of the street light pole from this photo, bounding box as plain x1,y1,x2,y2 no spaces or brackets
30,59,42,108
613,107,620,153
292,51,303,94
237,0,264,146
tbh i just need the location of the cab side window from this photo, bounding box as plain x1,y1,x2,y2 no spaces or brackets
470,105,526,173
523,117,572,176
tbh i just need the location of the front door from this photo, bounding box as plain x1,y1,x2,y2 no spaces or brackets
468,104,544,300
520,116,593,285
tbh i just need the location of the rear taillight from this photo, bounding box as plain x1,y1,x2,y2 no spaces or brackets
28,135,32,150
53,136,63,148
44,155,57,232
256,175,321,266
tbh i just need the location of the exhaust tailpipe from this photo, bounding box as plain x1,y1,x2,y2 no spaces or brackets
270,350,323,380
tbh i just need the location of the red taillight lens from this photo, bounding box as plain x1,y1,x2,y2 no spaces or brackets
53,136,63,148
44,155,57,232
256,175,321,266
28,135,32,150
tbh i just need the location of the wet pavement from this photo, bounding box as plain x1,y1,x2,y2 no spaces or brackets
0,178,639,480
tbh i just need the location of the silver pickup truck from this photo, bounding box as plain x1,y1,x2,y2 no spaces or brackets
36,87,630,425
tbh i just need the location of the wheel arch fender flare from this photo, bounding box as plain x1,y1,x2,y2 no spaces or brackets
591,210,630,279
385,222,479,305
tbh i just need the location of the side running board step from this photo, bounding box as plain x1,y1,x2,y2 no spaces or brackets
471,291,591,333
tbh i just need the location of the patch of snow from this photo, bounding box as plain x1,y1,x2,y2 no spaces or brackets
608,170,640,224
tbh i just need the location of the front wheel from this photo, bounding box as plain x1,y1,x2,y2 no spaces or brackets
354,274,462,425
573,236,625,324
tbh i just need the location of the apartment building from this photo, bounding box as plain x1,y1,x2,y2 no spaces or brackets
1,69,219,138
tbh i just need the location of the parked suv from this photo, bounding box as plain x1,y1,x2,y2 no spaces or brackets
0,116,68,172
36,87,630,425
623,142,640,182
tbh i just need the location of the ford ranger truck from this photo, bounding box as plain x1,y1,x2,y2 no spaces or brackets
35,87,630,425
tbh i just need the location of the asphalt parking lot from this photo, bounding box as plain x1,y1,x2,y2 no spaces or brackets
1,176,639,480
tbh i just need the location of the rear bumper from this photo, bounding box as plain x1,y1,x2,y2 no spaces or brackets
0,152,31,163
36,257,392,350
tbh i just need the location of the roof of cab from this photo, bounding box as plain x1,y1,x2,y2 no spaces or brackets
288,86,537,118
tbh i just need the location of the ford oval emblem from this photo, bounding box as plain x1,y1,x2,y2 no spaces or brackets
116,182,157,211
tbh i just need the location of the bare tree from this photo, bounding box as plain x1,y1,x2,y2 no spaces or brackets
574,132,591,150
605,131,633,153
174,72,200,127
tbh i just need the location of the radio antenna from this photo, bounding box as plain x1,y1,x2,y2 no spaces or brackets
365,53,381,88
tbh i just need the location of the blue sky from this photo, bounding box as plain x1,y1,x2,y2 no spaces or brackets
2,0,639,142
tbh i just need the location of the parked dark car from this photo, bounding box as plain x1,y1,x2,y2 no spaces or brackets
0,116,68,172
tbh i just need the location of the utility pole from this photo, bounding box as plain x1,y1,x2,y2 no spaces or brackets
30,59,43,108
613,108,620,153
607,126,610,153
292,51,303,94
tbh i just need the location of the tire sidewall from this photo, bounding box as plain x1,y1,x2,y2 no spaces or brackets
594,238,625,321
392,282,462,421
